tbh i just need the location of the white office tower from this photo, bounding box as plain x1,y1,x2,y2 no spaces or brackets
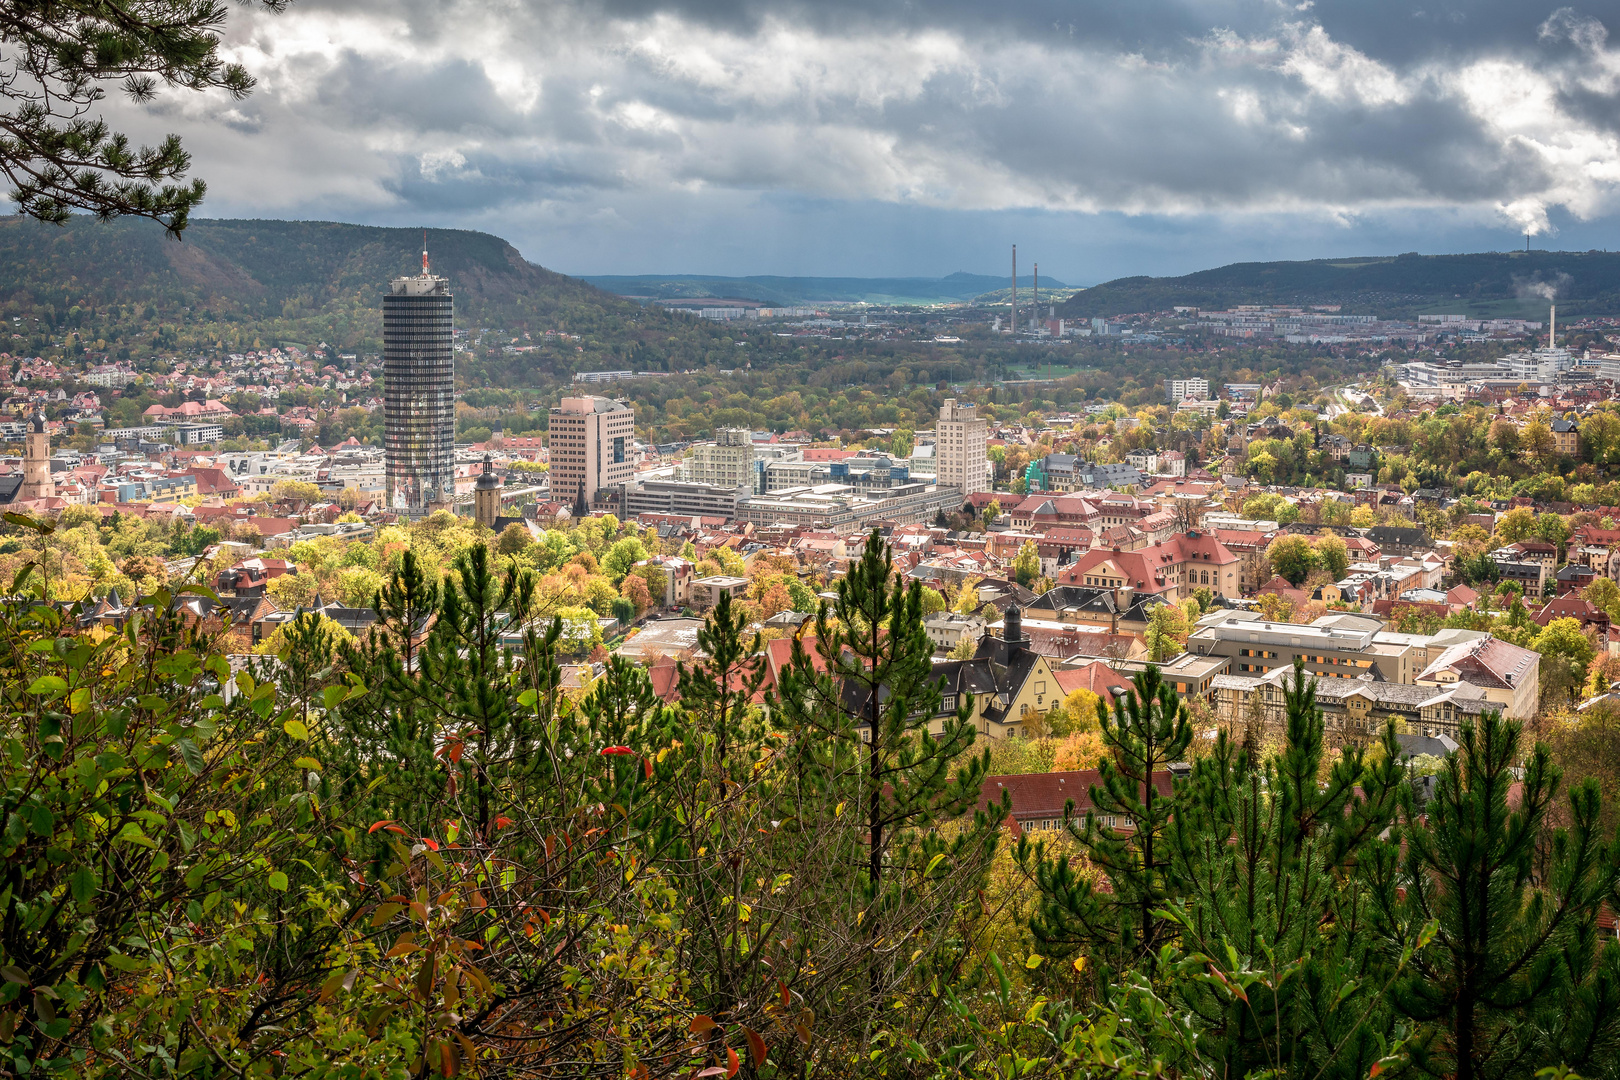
685,428,756,490
936,399,989,495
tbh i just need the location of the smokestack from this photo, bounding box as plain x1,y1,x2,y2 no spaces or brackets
1550,303,1556,349
1011,245,1017,335
1033,263,1039,332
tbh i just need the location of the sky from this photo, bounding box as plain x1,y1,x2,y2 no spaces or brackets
110,0,1620,282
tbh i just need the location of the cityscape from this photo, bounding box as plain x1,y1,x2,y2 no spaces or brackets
6,2,1620,1079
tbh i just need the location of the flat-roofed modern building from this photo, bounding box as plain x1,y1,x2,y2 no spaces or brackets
684,429,757,491
384,255,455,515
549,395,635,510
1185,610,1426,684
936,399,989,495
620,478,746,521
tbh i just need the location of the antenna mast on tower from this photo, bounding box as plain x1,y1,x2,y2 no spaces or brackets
422,229,429,275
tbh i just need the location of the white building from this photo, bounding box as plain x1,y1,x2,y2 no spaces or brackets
935,399,989,495
1165,377,1210,403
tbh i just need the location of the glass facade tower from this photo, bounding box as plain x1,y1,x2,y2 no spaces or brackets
383,270,455,514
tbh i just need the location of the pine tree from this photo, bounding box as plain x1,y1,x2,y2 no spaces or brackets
774,528,1002,994
1375,708,1620,1080
1022,663,1191,974
1167,661,1407,1080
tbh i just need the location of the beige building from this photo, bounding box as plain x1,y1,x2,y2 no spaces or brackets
1211,667,1496,743
936,399,989,495
548,396,634,508
685,428,756,490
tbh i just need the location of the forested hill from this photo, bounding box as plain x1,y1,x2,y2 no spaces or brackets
0,216,677,357
1059,250,1620,319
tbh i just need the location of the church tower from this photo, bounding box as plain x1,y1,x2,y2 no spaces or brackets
474,454,502,529
20,410,53,502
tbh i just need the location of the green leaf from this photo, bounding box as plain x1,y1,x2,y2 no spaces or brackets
174,738,204,776
268,871,288,892
68,868,97,907
293,756,322,771
103,953,148,973
924,853,947,876
1025,954,1044,969
283,719,309,742
26,676,66,696
322,685,347,711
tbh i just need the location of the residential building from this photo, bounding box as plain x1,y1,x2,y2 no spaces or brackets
976,768,1174,837
936,399,989,495
1551,417,1581,457
549,395,635,510
1415,636,1540,720
1165,377,1210,403
1211,666,1495,742
383,256,455,514
1364,525,1432,557
691,576,749,609
924,613,985,653
1057,530,1240,602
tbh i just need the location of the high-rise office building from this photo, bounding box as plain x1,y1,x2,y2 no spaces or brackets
384,244,455,514
549,395,635,510
685,428,756,491
936,399,989,495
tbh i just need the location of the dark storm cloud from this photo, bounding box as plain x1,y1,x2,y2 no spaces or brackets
113,0,1620,273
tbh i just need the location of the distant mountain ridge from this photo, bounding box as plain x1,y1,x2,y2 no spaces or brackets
581,272,1068,306
1058,251,1620,319
0,216,627,329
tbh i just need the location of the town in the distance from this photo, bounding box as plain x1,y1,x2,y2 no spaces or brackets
1,244,1615,821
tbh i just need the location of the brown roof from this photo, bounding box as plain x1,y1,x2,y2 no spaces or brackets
978,769,1174,838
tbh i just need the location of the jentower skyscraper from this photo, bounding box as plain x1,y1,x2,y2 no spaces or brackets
384,237,455,515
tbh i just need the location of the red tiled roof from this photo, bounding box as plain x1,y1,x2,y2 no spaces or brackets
978,769,1174,838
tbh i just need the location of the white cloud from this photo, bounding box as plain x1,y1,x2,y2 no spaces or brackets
98,1,1620,245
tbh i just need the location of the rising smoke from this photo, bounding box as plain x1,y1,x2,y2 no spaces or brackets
1514,272,1573,301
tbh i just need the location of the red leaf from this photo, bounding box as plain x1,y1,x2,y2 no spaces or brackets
421,837,440,852
368,819,395,834
494,816,515,830
644,757,654,779
384,824,407,835
695,1070,726,1078
689,1015,716,1036
600,745,635,756
778,979,790,1009
725,1047,739,1079
744,1027,767,1067
448,741,464,765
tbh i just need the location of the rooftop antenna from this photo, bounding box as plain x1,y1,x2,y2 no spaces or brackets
1550,303,1556,349
422,229,429,275
1011,245,1017,336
